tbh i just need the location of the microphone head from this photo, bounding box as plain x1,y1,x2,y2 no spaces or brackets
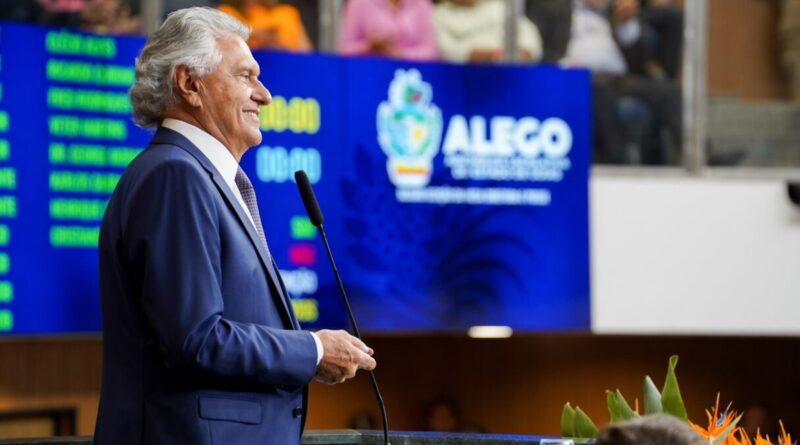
294,170,324,226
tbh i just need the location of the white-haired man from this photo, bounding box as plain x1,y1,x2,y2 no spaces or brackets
94,7,376,445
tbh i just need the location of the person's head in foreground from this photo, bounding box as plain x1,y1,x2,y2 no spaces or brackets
595,414,705,445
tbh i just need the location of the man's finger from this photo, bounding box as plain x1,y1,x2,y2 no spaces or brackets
358,353,377,371
349,336,372,354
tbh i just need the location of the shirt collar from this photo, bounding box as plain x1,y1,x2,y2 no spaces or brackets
161,118,241,185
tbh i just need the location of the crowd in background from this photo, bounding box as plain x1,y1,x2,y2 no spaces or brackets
0,0,141,33
0,0,686,165
566,0,683,165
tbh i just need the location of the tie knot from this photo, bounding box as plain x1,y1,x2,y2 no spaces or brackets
235,167,253,192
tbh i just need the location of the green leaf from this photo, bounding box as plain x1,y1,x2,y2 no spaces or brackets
643,376,663,414
661,355,688,420
561,402,576,437
711,413,742,445
607,389,638,422
573,406,599,438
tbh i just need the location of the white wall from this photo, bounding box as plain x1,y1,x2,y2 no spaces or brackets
591,174,800,335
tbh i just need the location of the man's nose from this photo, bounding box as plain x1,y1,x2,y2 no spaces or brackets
253,80,272,106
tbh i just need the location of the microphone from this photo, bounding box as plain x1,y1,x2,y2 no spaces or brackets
294,170,390,445
295,171,323,227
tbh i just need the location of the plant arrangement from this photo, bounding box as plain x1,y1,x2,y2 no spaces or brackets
559,355,794,445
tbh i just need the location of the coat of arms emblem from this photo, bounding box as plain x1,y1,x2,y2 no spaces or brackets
377,69,442,188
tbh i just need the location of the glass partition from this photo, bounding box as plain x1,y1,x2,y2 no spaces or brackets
5,0,797,174
539,0,686,167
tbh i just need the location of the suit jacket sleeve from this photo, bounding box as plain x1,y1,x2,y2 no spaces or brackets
123,157,317,388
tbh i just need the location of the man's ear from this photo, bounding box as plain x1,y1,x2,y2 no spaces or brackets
173,65,202,108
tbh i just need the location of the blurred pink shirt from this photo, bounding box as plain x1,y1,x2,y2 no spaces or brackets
38,0,85,13
340,0,439,61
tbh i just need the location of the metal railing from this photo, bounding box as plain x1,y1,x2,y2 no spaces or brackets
682,0,708,175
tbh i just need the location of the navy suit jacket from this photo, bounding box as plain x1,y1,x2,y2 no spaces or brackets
94,127,318,445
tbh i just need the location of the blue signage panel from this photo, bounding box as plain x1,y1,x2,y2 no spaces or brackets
249,54,592,332
0,22,591,334
0,23,151,334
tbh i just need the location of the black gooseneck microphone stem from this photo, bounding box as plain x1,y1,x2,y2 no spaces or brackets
317,227,360,338
294,169,389,445
316,225,390,445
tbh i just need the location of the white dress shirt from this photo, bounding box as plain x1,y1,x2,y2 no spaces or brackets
434,0,543,63
562,2,628,75
162,118,256,227
161,118,324,366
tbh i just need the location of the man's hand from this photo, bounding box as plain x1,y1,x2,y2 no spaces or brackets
314,329,376,385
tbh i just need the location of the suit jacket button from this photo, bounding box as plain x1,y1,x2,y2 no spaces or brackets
292,407,303,418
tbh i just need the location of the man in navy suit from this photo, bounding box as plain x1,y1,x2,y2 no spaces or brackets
94,7,376,445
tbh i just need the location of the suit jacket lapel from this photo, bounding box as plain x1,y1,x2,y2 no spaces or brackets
272,256,300,330
150,127,295,327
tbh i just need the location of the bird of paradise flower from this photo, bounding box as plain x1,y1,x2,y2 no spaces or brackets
559,357,796,445
726,421,793,445
689,394,794,445
688,393,742,444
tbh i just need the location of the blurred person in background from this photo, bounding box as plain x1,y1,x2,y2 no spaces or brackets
740,402,778,439
348,411,377,430
562,0,681,164
165,0,314,42
422,396,463,432
283,0,319,51
219,0,312,51
563,0,636,75
37,0,84,26
0,1,44,23
612,0,683,80
526,0,573,64
434,0,542,64
340,0,438,61
638,0,683,80
80,0,141,34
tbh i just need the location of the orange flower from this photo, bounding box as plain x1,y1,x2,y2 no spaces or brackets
726,428,752,445
778,420,793,445
721,422,793,445
688,393,740,443
754,429,776,445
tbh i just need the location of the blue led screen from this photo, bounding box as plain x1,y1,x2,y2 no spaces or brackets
0,22,591,334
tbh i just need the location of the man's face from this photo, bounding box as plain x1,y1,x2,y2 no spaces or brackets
197,35,270,157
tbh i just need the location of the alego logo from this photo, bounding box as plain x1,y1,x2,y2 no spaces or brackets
377,69,442,188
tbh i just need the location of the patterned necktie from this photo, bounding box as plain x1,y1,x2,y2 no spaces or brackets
234,167,270,256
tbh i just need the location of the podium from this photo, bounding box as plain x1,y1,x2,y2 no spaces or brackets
0,430,578,445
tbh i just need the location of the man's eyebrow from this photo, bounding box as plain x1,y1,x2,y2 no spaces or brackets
238,65,260,75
